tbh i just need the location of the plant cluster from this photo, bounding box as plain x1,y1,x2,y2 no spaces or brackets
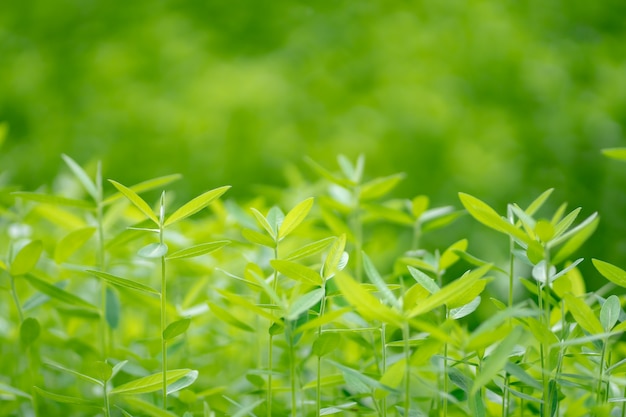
2,149,626,417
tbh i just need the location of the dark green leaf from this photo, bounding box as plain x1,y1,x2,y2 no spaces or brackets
20,317,41,346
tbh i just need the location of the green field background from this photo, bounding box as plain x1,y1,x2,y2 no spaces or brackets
2,0,626,287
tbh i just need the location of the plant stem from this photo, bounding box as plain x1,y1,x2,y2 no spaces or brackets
402,321,411,415
267,243,279,417
541,252,553,417
316,293,327,417
381,323,387,417
596,340,608,409
160,226,168,410
289,326,297,417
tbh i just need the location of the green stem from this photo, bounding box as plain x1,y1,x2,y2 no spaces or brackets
596,340,607,408
381,324,387,417
289,327,297,417
316,293,327,417
160,227,168,410
541,252,553,417
103,383,111,417
267,243,279,417
403,321,411,415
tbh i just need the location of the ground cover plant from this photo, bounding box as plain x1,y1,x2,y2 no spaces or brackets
2,151,626,417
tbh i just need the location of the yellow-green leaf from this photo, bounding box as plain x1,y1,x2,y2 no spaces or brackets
109,180,159,225
11,192,94,209
110,369,193,395
103,174,182,205
359,173,405,201
564,293,603,335
54,227,96,264
11,240,43,276
164,186,230,227
278,197,314,239
271,260,323,285
593,259,626,288
87,270,159,295
167,241,229,260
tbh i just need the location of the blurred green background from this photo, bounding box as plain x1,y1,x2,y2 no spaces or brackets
2,0,626,285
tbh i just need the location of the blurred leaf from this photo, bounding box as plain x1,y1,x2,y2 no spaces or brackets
271,259,323,286
286,288,325,320
167,241,229,260
295,307,350,333
250,207,276,238
34,386,100,407
20,317,41,346
61,154,99,201
305,156,355,188
88,270,159,295
313,332,341,357
411,195,429,219
111,369,193,395
163,318,191,340
284,236,334,261
165,185,230,227
103,174,182,205
525,189,554,217
241,228,275,248
54,227,96,264
359,173,405,201
278,197,314,239
600,295,620,332
11,192,94,209
439,239,468,270
603,148,626,161
209,302,254,332
106,286,121,329
11,240,43,275
593,259,626,288
44,359,103,386
449,297,481,319
363,252,400,309
24,274,97,310
166,370,198,395
552,215,599,264
138,242,168,258
109,180,159,225
407,266,439,295
564,293,603,335
322,234,347,280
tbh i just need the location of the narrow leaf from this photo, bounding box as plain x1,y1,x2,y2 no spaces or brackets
24,274,97,310
138,243,168,258
109,180,159,225
359,173,405,201
470,326,524,395
20,317,41,346
295,307,350,333
284,236,334,261
363,252,401,309
250,208,276,239
525,188,554,217
163,318,191,340
106,287,121,329
407,266,440,295
593,259,626,288
120,397,179,417
439,239,468,271
11,192,94,209
600,295,620,332
449,297,481,319
111,369,192,395
103,174,182,205
11,240,43,275
271,260,323,286
322,234,347,280
167,241,229,260
54,227,96,264
504,362,543,390
164,185,230,227
286,288,325,320
208,302,255,332
166,370,198,394
34,386,100,407
61,154,99,201
552,215,599,264
241,228,276,248
278,197,314,239
564,293,603,335
87,270,159,295
44,359,103,386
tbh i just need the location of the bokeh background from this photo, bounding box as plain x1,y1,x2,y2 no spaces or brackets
2,0,626,286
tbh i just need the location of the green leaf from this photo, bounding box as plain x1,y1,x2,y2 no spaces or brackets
284,236,334,261
120,397,180,417
0,122,7,148
603,147,626,161
335,271,404,326
44,359,103,386
166,370,198,394
250,207,276,239
286,288,325,320
363,252,401,310
407,266,440,295
524,188,554,217
167,241,229,260
329,360,392,394
20,317,41,346
164,185,230,227
600,295,620,332
87,270,159,295
163,318,191,340
295,307,350,333
94,361,113,382
216,290,278,323
106,287,121,329
322,234,347,280
111,369,193,395
470,326,524,395
54,227,96,264
593,259,626,288
61,154,99,201
439,239,468,271
504,362,542,390
313,332,341,357
103,174,182,205
34,386,100,407
535,220,555,243
458,193,530,245
304,156,356,188
411,195,429,219
271,260,323,286
359,173,405,201
11,191,95,209
449,297,481,320
24,274,98,310
0,382,32,400
241,228,276,248
208,302,254,332
549,212,599,249
109,180,159,225
11,240,43,276
552,214,599,264
564,293,603,335
138,243,168,258
278,197,314,239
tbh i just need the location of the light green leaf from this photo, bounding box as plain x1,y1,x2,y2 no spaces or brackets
278,197,314,239
241,228,276,248
166,370,198,394
94,361,113,382
359,173,405,201
458,193,530,245
163,318,191,340
20,317,41,346
250,207,276,239
600,295,620,332
164,185,230,227
215,290,278,323
284,236,334,261
0,122,7,148
11,240,43,275
0,382,32,400
34,386,100,407
54,227,96,264
208,302,254,332
524,188,554,217
109,180,159,225
271,259,323,286
167,241,229,260
564,293,603,335
552,207,580,239
313,332,341,357
504,362,542,390
449,297,481,319
411,195,429,219
286,288,325,320
549,212,598,249
44,359,103,386
470,326,524,395
304,156,356,188
61,154,99,201
103,174,182,205
407,266,440,295
535,220,555,243
11,191,95,209
363,252,401,310
603,147,626,161
440,239,468,271
111,369,193,395
120,397,180,417
593,259,626,288
335,271,404,326
87,270,159,295
295,307,350,333
138,242,168,258
228,398,265,417
24,274,98,310
552,215,599,264
322,234,347,280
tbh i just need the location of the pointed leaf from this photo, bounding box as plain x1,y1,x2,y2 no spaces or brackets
295,307,350,333
359,173,405,201
601,295,621,332
163,318,191,340
138,243,168,258
278,197,314,239
111,369,193,395
54,227,96,264
271,260,323,285
11,240,43,275
109,180,159,225
208,302,254,332
250,207,276,238
449,297,481,319
165,186,230,227
439,239,468,270
525,188,554,217
284,236,334,261
119,397,179,417
470,326,524,395
564,293,603,335
61,154,99,201
34,386,100,407
88,270,159,295
167,241,229,260
552,215,599,264
166,370,198,395
44,359,103,386
505,362,543,390
322,234,347,280
103,174,182,205
549,212,599,249
363,252,401,309
24,274,97,310
286,288,325,320
304,156,356,188
241,228,276,248
11,192,94,209
407,266,440,295
593,259,626,288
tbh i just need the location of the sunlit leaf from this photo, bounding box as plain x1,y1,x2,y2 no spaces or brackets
242,228,276,248
208,302,254,332
359,173,405,201
271,259,323,286
278,197,314,239
564,293,603,335
88,270,159,295
600,295,620,332
603,147,626,161
61,154,99,201
284,236,334,261
109,180,159,225
286,288,325,320
11,240,43,275
54,227,96,264
407,265,439,295
439,239,468,270
166,370,198,395
167,241,229,260
44,359,103,386
103,174,182,205
552,215,599,264
111,369,193,395
163,318,191,340
593,259,626,288
362,251,401,309
164,186,230,227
